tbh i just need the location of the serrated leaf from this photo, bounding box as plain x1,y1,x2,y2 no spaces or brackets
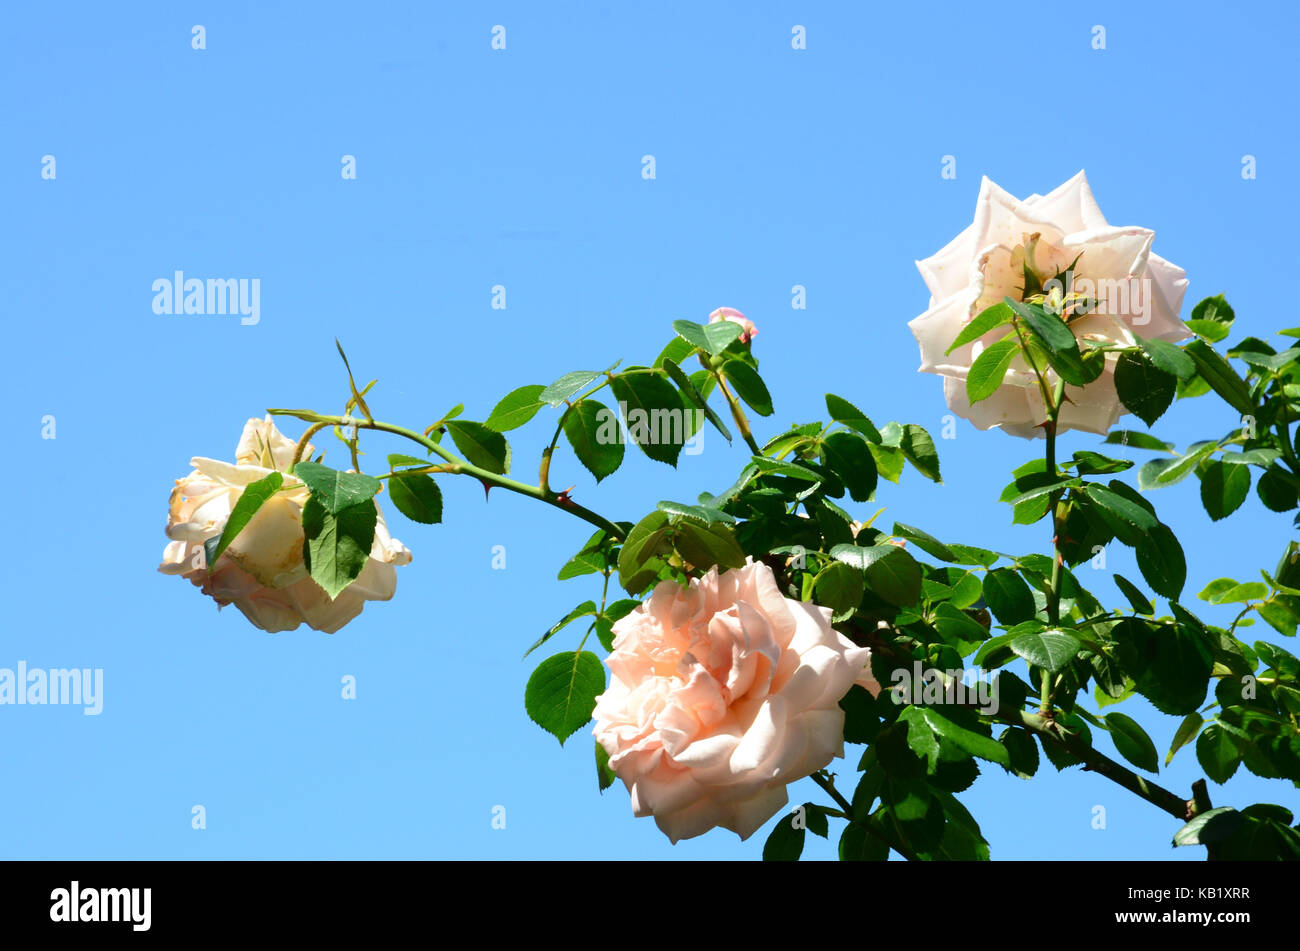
721,360,773,416
825,394,882,442
965,337,1019,404
610,371,689,466
1010,630,1082,672
522,601,598,658
1114,351,1176,426
387,472,443,524
301,495,377,600
983,568,1036,625
292,461,382,514
485,384,546,432
1103,712,1159,772
672,318,743,356
900,424,942,483
1166,713,1203,767
205,471,284,570
563,399,623,482
1200,460,1250,521
946,301,1014,354
445,420,511,474
524,651,605,745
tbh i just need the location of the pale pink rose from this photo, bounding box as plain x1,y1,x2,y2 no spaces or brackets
908,171,1191,438
158,416,412,633
708,306,758,343
593,559,877,843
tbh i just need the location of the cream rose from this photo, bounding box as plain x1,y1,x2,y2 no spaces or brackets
708,306,758,344
593,559,879,843
158,416,412,633
908,171,1191,438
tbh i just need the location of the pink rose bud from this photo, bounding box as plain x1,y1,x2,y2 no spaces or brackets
708,307,757,344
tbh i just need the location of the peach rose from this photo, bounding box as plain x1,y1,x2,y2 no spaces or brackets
158,416,412,633
908,171,1191,438
593,559,878,843
708,306,758,344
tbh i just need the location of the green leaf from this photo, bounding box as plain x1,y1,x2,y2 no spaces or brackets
663,359,732,443
539,367,612,407
672,318,743,356
1257,464,1298,512
1114,351,1176,426
1196,725,1242,784
653,335,696,369
387,473,443,524
1005,298,1074,352
821,432,878,502
292,461,382,514
721,360,773,416
1199,460,1250,521
563,399,624,482
1104,430,1174,452
1172,806,1242,846
205,471,284,570
1103,712,1159,772
1185,294,1235,344
445,421,511,474
557,551,605,580
1166,713,1203,767
673,521,747,573
917,707,1009,767
1069,450,1133,475
1010,630,1082,673
1137,337,1196,381
965,337,1020,404
999,727,1039,779
301,495,377,599
484,384,546,432
983,568,1036,625
900,424,942,483
815,562,865,621
1184,338,1254,416
617,511,671,593
825,394,882,442
1114,574,1154,615
610,370,689,465
891,522,957,562
762,809,807,861
1136,523,1186,600
1086,483,1157,546
522,601,599,659
596,741,616,792
946,301,1013,354
859,547,922,607
524,650,606,745
387,453,429,469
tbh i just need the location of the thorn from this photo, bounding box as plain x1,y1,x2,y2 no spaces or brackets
481,480,492,501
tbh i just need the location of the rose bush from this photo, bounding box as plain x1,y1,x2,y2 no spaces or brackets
908,171,1191,437
592,559,878,842
159,255,1300,861
159,416,411,633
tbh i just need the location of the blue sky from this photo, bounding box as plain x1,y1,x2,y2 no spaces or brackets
1,1,1296,859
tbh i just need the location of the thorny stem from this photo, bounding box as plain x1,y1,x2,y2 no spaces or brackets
291,414,627,541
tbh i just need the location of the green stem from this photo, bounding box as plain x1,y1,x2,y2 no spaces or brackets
1042,376,1067,714
299,414,626,541
714,372,763,455
1008,708,1193,820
